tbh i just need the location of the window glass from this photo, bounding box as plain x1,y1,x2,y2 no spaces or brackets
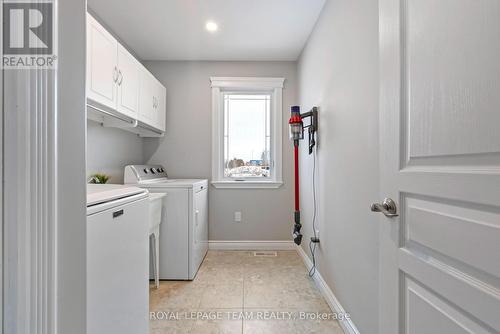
223,93,271,178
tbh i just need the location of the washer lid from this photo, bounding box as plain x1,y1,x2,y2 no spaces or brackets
87,184,148,207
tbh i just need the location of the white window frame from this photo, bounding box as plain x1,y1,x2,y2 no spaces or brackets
211,77,284,189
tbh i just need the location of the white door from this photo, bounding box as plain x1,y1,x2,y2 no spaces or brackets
116,45,140,118
379,1,500,333
86,14,118,109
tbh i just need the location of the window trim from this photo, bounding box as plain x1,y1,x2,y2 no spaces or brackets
211,77,284,189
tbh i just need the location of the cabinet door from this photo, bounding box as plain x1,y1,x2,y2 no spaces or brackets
138,66,155,126
154,79,167,132
86,14,118,109
116,44,140,118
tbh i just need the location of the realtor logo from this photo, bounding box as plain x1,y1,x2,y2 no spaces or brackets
2,1,57,69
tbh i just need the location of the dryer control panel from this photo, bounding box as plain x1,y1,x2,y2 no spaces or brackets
124,165,168,183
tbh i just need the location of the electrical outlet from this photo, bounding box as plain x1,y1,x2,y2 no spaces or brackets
234,211,242,222
311,229,321,244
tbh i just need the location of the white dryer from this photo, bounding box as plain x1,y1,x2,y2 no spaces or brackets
124,165,208,280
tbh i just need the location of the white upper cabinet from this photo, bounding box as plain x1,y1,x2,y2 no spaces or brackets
116,45,140,118
86,14,118,109
86,13,166,136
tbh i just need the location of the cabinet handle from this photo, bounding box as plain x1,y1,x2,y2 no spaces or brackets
113,66,118,82
118,70,123,85
112,209,124,218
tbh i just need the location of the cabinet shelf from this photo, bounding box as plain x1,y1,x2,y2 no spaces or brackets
87,102,164,137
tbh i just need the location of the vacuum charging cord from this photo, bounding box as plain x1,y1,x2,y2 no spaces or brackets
308,146,319,277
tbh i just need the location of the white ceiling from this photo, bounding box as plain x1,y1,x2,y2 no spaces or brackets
87,0,326,61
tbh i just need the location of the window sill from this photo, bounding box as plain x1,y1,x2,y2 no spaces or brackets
211,181,283,189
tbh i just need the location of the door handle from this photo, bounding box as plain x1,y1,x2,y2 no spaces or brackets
371,198,398,217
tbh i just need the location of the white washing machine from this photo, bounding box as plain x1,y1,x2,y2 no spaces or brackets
86,184,149,334
124,165,208,280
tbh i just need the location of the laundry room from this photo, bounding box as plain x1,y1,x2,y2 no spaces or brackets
4,0,499,333
84,1,338,332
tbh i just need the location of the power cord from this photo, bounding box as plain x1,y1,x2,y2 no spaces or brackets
308,146,318,277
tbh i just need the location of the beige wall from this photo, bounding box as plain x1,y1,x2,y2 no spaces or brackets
298,0,380,333
143,61,297,241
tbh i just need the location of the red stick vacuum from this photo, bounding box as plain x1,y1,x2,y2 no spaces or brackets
289,106,318,245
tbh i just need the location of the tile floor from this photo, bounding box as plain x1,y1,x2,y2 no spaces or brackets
149,250,344,334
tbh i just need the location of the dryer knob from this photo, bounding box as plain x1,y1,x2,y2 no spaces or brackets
143,168,148,174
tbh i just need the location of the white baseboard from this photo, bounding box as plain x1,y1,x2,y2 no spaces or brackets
296,246,360,334
208,240,295,251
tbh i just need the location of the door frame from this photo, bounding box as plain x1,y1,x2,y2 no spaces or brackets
1,0,4,329
57,0,88,333
378,0,402,332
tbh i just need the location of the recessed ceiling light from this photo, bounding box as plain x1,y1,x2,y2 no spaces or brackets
205,21,218,32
